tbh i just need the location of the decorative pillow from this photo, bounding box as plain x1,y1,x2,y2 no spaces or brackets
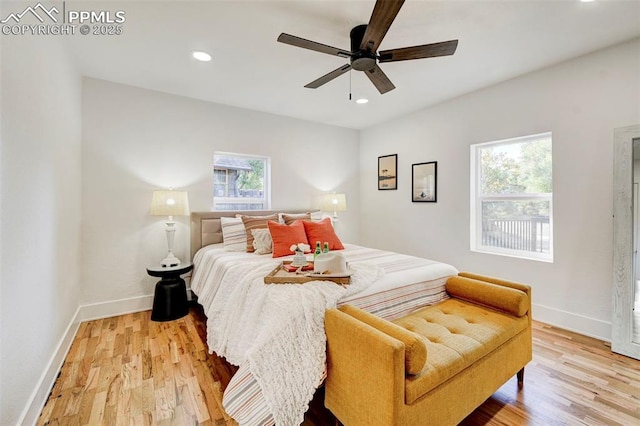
220,217,247,252
281,212,311,225
240,214,279,253
251,228,273,255
267,220,311,258
303,217,344,251
280,211,325,224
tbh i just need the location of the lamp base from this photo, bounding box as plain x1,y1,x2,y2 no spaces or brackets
160,252,181,268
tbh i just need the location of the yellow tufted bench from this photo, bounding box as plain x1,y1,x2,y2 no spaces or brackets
324,273,532,426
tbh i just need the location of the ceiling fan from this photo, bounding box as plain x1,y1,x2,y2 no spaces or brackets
277,0,458,95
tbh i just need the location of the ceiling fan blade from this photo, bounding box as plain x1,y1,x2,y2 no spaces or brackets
360,0,405,53
379,40,459,63
304,64,352,89
364,64,396,94
278,33,351,58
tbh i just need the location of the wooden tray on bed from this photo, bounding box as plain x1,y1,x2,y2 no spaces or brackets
264,261,350,285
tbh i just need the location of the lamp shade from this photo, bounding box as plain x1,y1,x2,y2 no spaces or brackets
321,193,347,212
150,190,190,216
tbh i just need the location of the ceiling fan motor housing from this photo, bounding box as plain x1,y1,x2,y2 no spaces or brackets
350,24,376,71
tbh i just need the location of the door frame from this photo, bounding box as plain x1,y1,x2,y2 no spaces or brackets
612,124,640,359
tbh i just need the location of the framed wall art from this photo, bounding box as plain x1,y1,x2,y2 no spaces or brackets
412,161,437,202
378,154,397,190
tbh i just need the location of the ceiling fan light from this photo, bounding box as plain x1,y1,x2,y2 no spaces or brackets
192,51,212,62
356,98,369,104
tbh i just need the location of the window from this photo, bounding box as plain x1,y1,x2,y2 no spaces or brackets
470,132,553,261
213,152,270,211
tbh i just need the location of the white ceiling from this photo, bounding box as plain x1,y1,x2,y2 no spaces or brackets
65,0,640,129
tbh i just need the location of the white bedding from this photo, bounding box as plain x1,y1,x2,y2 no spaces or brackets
191,243,458,426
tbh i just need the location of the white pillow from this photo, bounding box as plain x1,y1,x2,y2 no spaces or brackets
251,228,273,255
220,217,247,252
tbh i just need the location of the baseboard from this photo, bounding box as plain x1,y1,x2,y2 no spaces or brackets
533,302,612,342
18,307,81,426
18,295,154,425
77,294,154,322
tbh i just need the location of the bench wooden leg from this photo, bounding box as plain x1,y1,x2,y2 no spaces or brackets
517,367,525,388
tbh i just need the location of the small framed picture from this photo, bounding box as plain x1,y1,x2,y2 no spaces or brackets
412,162,437,202
378,154,397,190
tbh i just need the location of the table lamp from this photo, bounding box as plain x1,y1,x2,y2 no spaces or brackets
150,190,190,267
321,193,347,220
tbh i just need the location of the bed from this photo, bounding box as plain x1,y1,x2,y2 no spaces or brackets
189,211,458,426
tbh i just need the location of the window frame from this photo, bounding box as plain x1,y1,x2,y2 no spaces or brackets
470,132,553,262
213,151,271,211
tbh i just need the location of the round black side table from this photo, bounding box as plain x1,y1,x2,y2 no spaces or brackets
147,263,193,322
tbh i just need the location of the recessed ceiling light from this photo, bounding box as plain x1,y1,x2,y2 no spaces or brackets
192,51,211,62
580,0,595,2
356,98,369,104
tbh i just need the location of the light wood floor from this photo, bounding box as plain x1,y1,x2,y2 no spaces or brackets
38,306,640,425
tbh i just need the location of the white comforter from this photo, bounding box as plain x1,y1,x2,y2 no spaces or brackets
191,246,384,426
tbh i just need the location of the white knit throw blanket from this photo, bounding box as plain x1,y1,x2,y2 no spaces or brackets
203,260,384,426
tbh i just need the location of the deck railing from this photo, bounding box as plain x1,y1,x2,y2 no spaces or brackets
482,216,550,253
213,196,264,211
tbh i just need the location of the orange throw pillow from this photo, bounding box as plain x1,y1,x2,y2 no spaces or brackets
303,218,344,251
268,220,310,258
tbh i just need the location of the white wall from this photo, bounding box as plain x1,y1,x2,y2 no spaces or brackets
81,78,360,305
0,37,82,424
359,38,640,341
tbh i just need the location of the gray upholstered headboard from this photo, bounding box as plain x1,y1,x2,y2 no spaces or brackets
190,210,310,259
